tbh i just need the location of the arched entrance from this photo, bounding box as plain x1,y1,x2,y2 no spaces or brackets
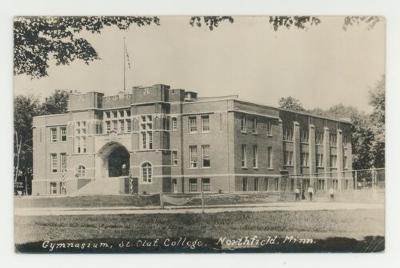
108,147,130,177
97,142,130,178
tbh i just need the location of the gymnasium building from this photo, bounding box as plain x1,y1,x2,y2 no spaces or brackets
31,84,353,196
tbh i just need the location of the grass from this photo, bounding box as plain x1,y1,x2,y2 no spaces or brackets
15,209,384,245
14,193,284,208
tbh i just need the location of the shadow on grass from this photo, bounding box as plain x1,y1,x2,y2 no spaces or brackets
16,236,384,253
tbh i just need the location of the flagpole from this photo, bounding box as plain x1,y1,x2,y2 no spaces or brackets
123,37,126,92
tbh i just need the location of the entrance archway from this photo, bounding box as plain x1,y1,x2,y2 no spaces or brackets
97,142,130,178
108,147,130,177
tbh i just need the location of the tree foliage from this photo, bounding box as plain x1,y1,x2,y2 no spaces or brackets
14,16,383,79
14,90,70,194
40,89,69,114
189,16,234,31
279,77,385,170
268,16,321,31
14,16,160,78
368,76,385,168
278,96,306,112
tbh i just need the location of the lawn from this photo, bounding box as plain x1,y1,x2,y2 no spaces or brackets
15,208,384,252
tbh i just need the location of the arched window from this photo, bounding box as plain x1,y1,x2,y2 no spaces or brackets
77,165,86,178
141,162,152,183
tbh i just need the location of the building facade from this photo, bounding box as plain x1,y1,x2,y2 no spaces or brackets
32,84,353,196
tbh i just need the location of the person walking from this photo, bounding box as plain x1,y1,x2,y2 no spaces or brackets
329,187,335,201
307,186,314,201
294,188,300,201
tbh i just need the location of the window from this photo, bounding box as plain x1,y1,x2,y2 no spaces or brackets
106,111,111,118
266,121,272,136
301,152,309,167
106,121,111,133
81,137,87,153
267,147,273,169
172,151,178,166
315,132,324,145
240,116,247,132
317,179,325,190
274,178,279,191
252,145,258,168
148,132,153,149
201,145,210,168
112,120,118,131
189,145,198,168
343,135,350,146
77,165,86,178
201,178,210,192
316,153,324,167
50,128,57,142
330,133,337,146
300,129,309,143
112,111,117,118
75,121,87,153
171,117,178,131
140,115,153,149
60,153,67,172
332,179,338,190
201,115,210,132
330,155,337,168
141,162,152,183
241,145,247,168
284,151,293,166
96,122,102,134
60,127,67,141
50,182,57,195
126,110,131,117
50,154,58,173
254,177,259,191
344,155,348,169
264,178,269,191
283,126,293,141
120,120,125,133
126,119,132,132
189,178,197,192
250,118,257,133
189,116,197,133
242,177,248,191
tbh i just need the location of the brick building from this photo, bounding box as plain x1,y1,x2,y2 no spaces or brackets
32,84,353,196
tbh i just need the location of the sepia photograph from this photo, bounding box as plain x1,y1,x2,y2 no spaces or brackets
13,15,385,253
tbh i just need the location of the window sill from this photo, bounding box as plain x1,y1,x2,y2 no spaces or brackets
241,166,248,169
240,130,247,134
267,134,273,137
267,168,274,171
201,130,210,134
189,131,198,134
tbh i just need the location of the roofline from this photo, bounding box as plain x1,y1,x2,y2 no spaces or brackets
233,99,352,124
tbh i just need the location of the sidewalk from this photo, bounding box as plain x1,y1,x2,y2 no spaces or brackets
14,201,384,216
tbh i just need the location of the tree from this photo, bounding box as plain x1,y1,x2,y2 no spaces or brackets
14,95,41,194
14,16,160,78
369,76,385,168
40,89,69,114
14,90,71,194
278,96,306,112
14,16,383,79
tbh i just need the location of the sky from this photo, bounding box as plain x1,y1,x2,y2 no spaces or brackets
13,16,385,112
